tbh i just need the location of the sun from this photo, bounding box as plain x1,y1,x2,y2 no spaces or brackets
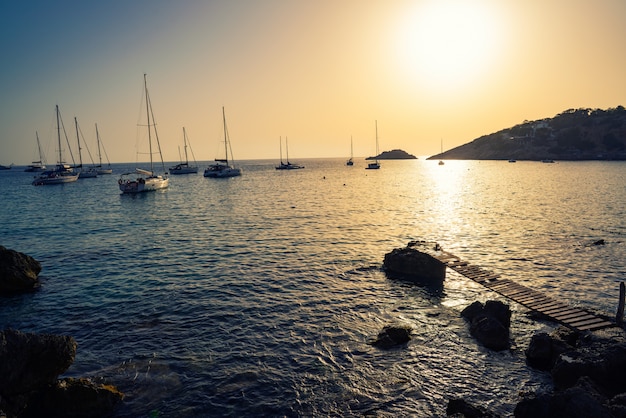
395,0,503,92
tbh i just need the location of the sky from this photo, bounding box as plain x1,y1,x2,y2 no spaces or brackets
1,0,625,165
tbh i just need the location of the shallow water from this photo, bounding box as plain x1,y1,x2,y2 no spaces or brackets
1,159,625,416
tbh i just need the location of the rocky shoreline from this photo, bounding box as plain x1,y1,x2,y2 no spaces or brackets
383,241,626,417
0,246,123,417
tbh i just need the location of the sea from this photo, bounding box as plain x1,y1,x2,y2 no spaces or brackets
1,158,625,417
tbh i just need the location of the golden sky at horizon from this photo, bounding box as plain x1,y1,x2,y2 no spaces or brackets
1,0,625,165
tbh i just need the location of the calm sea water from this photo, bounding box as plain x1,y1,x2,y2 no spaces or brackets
1,159,625,417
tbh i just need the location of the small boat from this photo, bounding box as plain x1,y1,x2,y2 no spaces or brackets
346,136,354,166
25,132,47,172
204,107,242,178
365,121,380,170
438,138,445,166
541,159,555,163
508,159,517,163
0,164,12,170
33,105,79,185
170,127,198,174
73,117,98,179
275,136,304,170
95,124,113,174
118,74,169,193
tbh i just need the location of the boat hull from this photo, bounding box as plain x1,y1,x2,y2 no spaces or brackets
97,168,113,175
119,175,169,193
170,166,198,175
204,165,241,178
32,172,79,185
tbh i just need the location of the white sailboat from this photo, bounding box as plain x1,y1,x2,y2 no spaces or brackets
275,136,304,170
118,74,169,193
24,132,47,172
74,117,98,178
170,127,198,174
365,120,381,170
95,123,113,174
346,136,354,166
204,107,242,178
32,105,79,185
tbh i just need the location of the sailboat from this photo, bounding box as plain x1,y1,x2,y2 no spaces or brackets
32,105,79,185
438,139,445,165
74,117,98,178
346,136,354,166
118,74,169,193
95,124,113,174
275,136,304,170
170,127,198,174
24,132,47,172
365,121,381,170
204,107,242,178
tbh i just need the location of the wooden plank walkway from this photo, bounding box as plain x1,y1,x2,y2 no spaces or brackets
431,249,614,332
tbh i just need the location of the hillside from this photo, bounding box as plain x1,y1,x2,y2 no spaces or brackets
428,106,626,161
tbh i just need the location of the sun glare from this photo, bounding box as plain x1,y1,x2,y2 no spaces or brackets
396,1,502,92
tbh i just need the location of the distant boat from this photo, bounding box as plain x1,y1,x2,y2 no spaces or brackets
365,121,380,170
275,136,304,170
32,105,79,185
118,74,169,193
438,138,445,166
346,136,354,166
0,164,12,170
508,159,517,163
25,132,47,172
541,159,555,163
170,127,198,174
204,107,242,178
73,117,98,179
95,124,113,174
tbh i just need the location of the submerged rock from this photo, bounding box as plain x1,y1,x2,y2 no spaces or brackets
446,398,499,417
0,246,41,293
371,324,412,349
383,241,446,283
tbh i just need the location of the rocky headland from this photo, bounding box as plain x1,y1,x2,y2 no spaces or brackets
367,149,417,160
428,106,626,161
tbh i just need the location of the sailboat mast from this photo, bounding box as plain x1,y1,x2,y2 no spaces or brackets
96,123,102,167
56,105,62,166
183,127,189,164
144,73,154,173
279,136,283,164
286,137,289,163
222,106,228,163
36,131,43,164
375,120,379,162
74,117,83,168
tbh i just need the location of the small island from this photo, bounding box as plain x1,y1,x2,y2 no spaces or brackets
366,149,417,160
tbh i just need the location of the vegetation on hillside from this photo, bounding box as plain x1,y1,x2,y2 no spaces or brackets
430,106,626,160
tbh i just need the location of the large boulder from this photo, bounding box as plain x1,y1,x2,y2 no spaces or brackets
0,329,124,417
383,241,446,283
0,329,76,396
461,301,511,351
0,246,42,293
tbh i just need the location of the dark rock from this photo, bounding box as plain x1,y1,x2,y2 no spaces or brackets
0,246,41,293
0,329,76,396
383,242,446,283
22,377,124,418
461,301,511,351
526,332,573,371
371,324,412,349
446,398,499,417
514,376,612,418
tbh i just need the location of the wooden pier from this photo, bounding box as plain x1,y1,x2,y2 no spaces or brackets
432,249,614,332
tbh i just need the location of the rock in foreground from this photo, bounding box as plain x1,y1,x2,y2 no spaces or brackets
383,241,446,284
0,246,41,293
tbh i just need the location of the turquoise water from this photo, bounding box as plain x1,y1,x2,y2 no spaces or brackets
1,159,625,416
